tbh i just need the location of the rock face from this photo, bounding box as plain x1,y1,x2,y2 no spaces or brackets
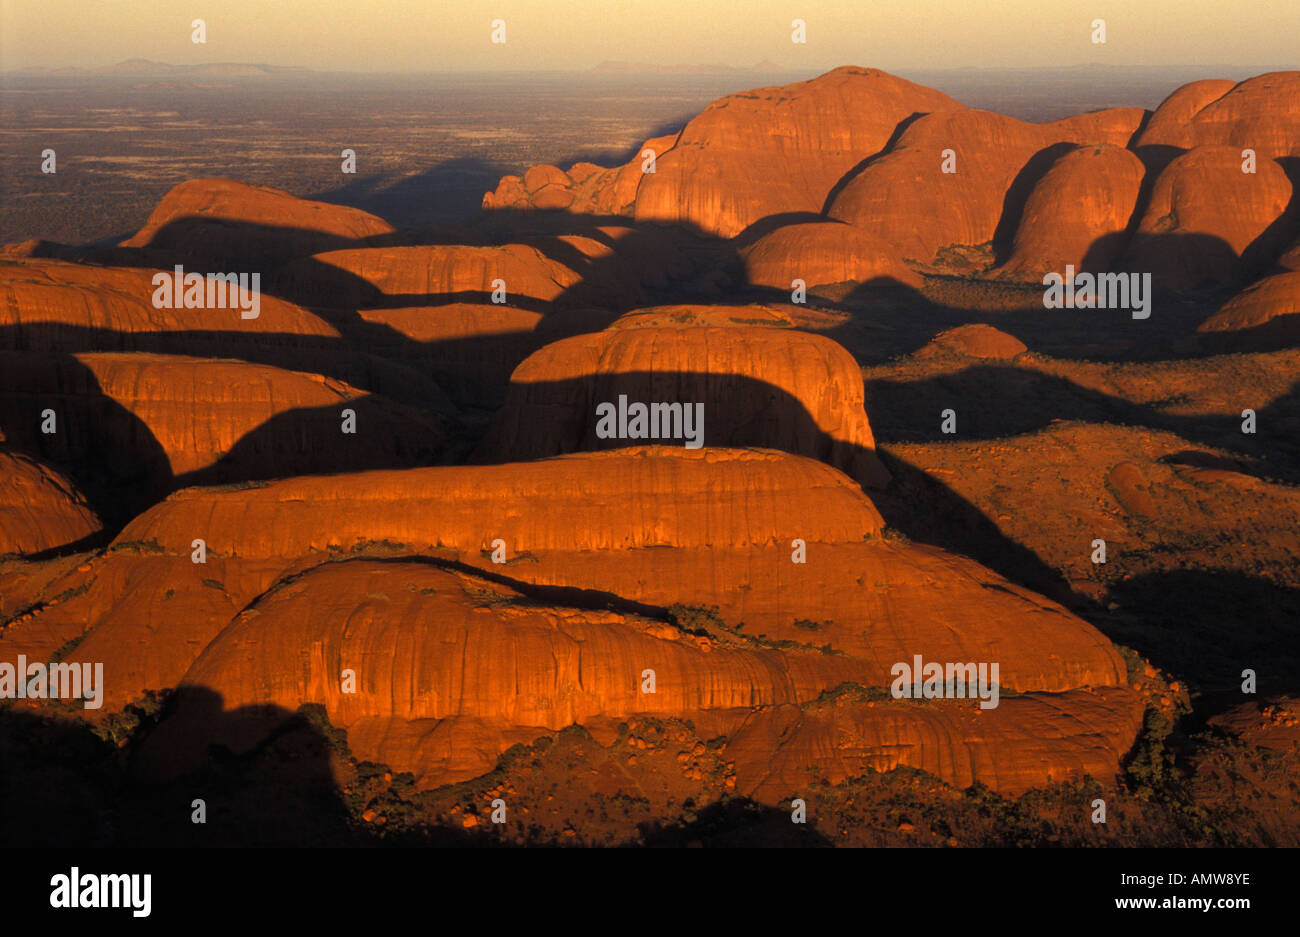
726,686,1144,800
1197,272,1300,347
826,107,1145,264
0,352,452,491
482,137,667,217
3,447,1134,723
25,64,1294,824
1279,237,1300,273
1208,697,1300,751
0,450,101,556
288,244,577,306
607,303,841,332
634,68,962,238
121,178,395,266
1135,72,1300,160
485,68,962,238
474,324,892,487
0,259,339,344
914,324,1028,360
134,559,1142,795
1126,146,1294,290
741,221,921,291
138,560,862,784
282,241,638,311
996,144,1146,279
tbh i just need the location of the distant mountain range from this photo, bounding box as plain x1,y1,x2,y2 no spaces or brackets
7,58,1277,79
11,59,313,78
590,60,786,74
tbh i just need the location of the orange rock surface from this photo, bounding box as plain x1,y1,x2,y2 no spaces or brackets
1279,237,1300,272
121,178,395,265
726,687,1144,799
1208,697,1300,751
283,241,637,311
1,446,1135,719
914,323,1028,360
623,68,963,238
1197,272,1300,347
1134,72,1300,160
0,352,451,482
996,144,1146,279
130,559,1140,794
1127,145,1293,289
138,560,865,784
488,67,956,237
23,66,1298,826
474,325,891,486
0,450,101,556
482,135,673,217
0,259,338,343
741,221,921,291
827,107,1144,264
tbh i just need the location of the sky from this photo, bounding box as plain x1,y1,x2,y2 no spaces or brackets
2,0,1296,72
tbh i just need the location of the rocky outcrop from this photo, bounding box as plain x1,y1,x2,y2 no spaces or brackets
1197,271,1300,348
914,323,1028,360
1279,237,1300,272
996,144,1146,279
0,259,338,343
482,136,671,217
0,450,101,556
826,107,1145,265
474,325,891,486
726,686,1144,799
132,559,1141,794
281,241,639,311
1208,697,1300,751
137,560,863,785
1126,146,1294,290
485,68,962,238
2,447,1135,713
1135,72,1300,160
0,352,452,485
121,178,395,267
741,221,921,291
633,68,963,238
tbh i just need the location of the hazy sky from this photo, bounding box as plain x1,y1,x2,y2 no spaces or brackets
3,0,1296,72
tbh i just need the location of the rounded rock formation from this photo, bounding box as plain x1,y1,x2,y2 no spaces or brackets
827,107,1145,265
914,323,1028,360
741,221,921,291
626,68,963,238
995,144,1147,280
121,178,395,266
1197,271,1300,348
473,324,892,487
1126,145,1294,290
0,450,101,556
133,559,1142,795
1135,72,1300,161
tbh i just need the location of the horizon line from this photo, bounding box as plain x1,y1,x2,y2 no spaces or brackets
5,60,1293,77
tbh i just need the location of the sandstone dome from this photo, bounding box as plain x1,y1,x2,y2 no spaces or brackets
1126,145,1293,290
995,144,1146,280
741,221,922,291
915,323,1029,360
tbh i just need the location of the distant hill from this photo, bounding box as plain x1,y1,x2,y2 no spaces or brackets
11,59,313,78
590,60,786,74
